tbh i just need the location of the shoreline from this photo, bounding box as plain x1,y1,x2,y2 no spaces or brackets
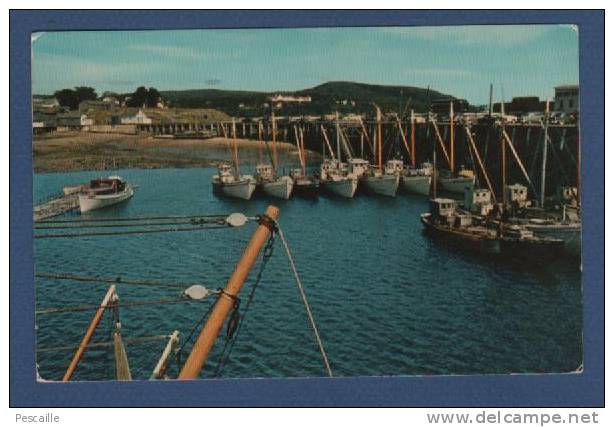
33,131,321,174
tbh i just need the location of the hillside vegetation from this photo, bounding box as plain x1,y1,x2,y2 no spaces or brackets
161,81,454,117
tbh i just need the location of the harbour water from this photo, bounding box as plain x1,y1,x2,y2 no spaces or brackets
34,167,582,381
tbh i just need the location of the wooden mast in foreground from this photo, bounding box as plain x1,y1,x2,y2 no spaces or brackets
63,285,116,381
178,205,280,379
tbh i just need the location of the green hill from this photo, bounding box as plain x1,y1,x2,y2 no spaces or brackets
161,81,454,118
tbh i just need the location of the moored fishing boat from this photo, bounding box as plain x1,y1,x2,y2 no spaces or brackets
499,224,566,258
420,198,499,253
211,119,257,200
290,125,320,198
256,164,294,199
78,176,134,213
401,162,433,195
360,106,400,197
212,164,257,200
255,111,294,200
320,159,358,198
438,167,475,194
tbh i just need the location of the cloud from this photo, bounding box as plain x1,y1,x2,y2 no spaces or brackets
375,25,557,47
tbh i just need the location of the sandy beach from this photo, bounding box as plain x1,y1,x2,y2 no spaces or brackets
33,131,320,173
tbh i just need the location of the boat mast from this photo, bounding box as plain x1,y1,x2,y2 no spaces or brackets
450,101,455,173
272,110,278,172
410,109,416,168
432,115,437,198
540,100,550,208
300,126,306,176
376,105,383,172
335,111,341,162
257,121,263,164
232,118,240,177
501,122,506,213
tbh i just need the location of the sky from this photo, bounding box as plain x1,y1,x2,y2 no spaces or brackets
31,25,579,105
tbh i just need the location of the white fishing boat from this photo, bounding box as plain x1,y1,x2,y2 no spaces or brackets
254,111,294,200
211,119,257,200
361,171,400,197
290,125,319,197
256,164,294,200
401,162,433,195
318,120,359,199
438,167,475,194
212,164,257,200
78,176,134,213
320,159,358,198
360,107,400,197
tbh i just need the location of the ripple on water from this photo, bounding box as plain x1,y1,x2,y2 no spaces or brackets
34,168,582,380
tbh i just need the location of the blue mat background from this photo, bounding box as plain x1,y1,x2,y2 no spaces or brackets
9,10,604,407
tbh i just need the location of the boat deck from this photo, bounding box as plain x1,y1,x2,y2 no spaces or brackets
34,194,79,221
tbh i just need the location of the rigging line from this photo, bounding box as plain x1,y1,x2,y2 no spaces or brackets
35,213,228,224
37,334,171,354
35,272,200,289
34,219,224,230
174,300,217,369
36,296,212,315
34,224,229,239
276,225,333,378
213,234,276,378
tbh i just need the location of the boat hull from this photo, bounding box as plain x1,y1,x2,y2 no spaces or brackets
361,174,400,197
439,176,475,194
79,186,134,213
420,213,500,254
400,175,431,195
524,222,581,257
212,179,257,200
293,178,320,198
323,177,358,198
261,176,294,200
499,238,566,259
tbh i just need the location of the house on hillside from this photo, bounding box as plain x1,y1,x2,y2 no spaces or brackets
32,112,58,133
117,109,152,125
79,99,118,112
56,112,94,129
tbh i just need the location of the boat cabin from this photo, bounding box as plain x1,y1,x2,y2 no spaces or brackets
505,183,529,208
256,164,275,181
457,167,475,179
385,159,404,175
86,176,126,195
430,198,457,218
289,168,304,180
217,163,234,175
557,186,578,205
348,158,369,177
464,188,494,216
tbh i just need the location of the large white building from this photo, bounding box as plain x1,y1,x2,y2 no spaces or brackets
120,109,152,125
554,85,579,114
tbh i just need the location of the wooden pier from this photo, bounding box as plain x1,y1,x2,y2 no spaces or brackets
34,193,79,221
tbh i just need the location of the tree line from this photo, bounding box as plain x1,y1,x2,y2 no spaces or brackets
52,86,164,110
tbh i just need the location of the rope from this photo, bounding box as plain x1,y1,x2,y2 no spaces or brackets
35,296,211,315
34,213,228,224
276,225,333,377
212,233,276,377
34,218,225,230
34,223,229,239
37,334,171,354
174,301,217,368
35,272,200,289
